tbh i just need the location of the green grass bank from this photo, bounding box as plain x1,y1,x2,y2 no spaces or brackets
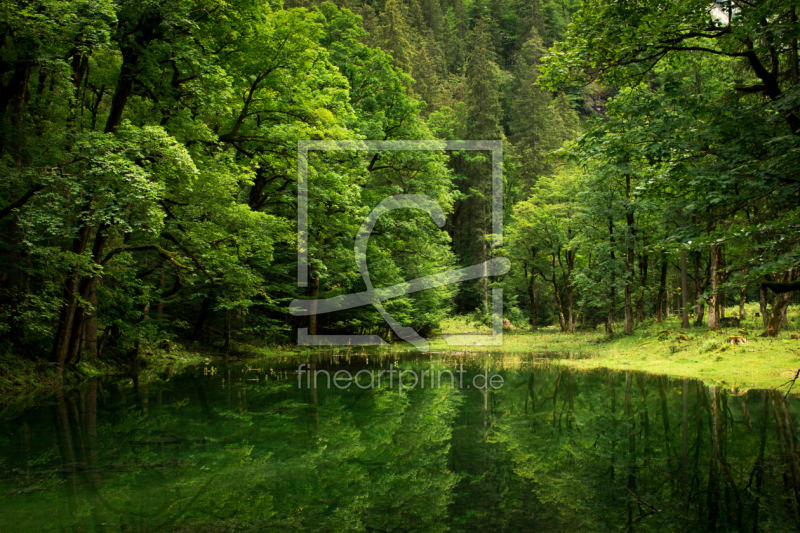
433,303,800,390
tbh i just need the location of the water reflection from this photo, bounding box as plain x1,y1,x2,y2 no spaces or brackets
1,352,799,532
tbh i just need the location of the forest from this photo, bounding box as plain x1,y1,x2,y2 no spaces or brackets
4,2,800,532
0,0,799,377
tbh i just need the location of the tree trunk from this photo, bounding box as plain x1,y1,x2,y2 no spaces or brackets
51,228,88,366
624,281,633,334
480,249,489,314
10,62,31,167
718,247,726,320
82,279,100,363
552,274,567,333
655,254,667,321
566,250,576,333
606,217,616,334
51,222,108,372
738,274,747,320
68,51,90,133
104,13,163,133
681,250,689,328
567,284,574,332
308,276,320,335
675,269,681,320
694,251,705,326
624,174,634,335
636,251,647,322
524,261,538,328
0,61,33,116
707,245,719,330
65,228,109,366
761,270,797,337
0,58,33,164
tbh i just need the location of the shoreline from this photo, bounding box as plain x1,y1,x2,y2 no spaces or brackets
436,317,800,390
2,316,798,410
0,348,214,417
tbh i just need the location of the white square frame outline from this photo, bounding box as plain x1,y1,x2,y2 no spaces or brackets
297,140,503,348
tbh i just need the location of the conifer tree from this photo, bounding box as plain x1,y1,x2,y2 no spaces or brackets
412,33,443,112
424,0,445,37
507,31,578,200
449,17,504,315
446,0,468,73
408,0,426,31
377,0,414,73
466,18,503,140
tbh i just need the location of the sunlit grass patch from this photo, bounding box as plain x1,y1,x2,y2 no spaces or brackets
424,302,800,389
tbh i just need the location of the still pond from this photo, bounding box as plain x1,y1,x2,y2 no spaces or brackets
1,352,799,532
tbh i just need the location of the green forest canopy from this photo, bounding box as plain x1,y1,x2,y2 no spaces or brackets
0,0,798,371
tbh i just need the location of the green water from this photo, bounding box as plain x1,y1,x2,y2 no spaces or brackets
1,352,800,532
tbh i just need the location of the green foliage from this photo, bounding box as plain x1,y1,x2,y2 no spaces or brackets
6,0,798,367
504,0,800,334
0,0,460,366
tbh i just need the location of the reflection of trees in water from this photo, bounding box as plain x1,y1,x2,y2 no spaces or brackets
3,362,800,532
0,363,462,532
490,367,800,532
